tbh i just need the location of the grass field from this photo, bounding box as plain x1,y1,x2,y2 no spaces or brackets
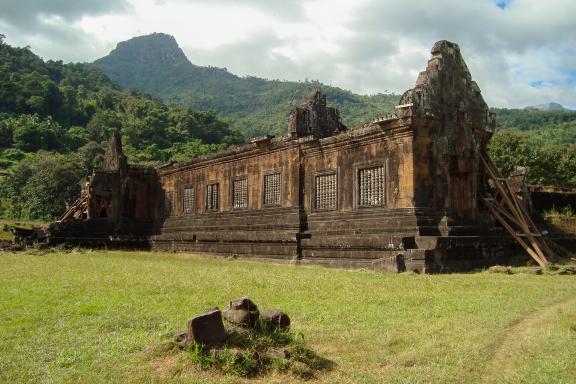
1,250,575,383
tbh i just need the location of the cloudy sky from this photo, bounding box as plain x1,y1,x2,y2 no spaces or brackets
1,0,575,109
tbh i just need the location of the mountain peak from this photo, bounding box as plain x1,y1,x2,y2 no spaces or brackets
93,33,194,92
92,33,399,138
104,32,188,66
524,102,570,111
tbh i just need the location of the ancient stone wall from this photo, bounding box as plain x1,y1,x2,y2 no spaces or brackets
152,138,302,256
398,40,495,219
46,40,519,273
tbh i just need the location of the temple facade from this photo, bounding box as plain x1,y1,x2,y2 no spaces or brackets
48,40,517,272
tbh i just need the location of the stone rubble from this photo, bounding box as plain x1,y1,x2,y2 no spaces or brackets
222,296,260,328
185,307,227,346
261,309,291,331
181,297,291,346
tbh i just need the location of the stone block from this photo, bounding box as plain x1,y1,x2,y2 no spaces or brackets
261,309,291,331
371,254,406,272
186,308,226,346
223,297,260,327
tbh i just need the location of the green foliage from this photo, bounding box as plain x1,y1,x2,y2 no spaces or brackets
0,152,83,220
0,148,27,169
489,108,576,187
76,141,105,174
0,39,243,219
0,40,241,161
9,114,64,152
492,108,576,132
166,140,225,162
489,130,576,186
542,205,576,219
65,126,91,150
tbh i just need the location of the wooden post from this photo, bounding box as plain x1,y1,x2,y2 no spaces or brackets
479,152,552,268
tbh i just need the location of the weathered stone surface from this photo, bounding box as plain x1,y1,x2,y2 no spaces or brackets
174,331,187,344
370,254,406,273
103,132,128,172
186,308,226,345
223,297,260,327
228,297,258,311
267,348,290,360
261,309,291,331
289,90,346,139
0,239,24,252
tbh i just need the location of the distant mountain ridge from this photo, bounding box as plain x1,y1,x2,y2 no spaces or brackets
525,102,571,111
94,33,233,95
92,33,399,138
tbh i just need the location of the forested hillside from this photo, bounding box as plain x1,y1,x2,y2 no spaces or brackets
0,36,242,219
489,108,576,186
492,108,576,145
93,33,399,138
1,31,575,220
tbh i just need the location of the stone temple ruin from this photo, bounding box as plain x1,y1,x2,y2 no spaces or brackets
32,40,555,272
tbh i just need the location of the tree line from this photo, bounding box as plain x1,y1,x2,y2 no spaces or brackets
1,35,575,221
0,37,242,219
489,109,576,186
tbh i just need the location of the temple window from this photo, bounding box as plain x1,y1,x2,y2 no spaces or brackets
182,187,195,214
263,173,281,206
315,173,337,210
358,166,386,207
233,178,248,209
206,183,219,211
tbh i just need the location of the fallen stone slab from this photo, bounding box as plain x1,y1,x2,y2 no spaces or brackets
186,308,226,346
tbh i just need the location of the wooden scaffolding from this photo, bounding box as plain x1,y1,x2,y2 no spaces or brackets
57,194,89,224
480,152,553,268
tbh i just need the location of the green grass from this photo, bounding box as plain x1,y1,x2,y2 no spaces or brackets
0,250,575,383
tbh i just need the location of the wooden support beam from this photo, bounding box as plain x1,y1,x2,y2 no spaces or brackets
57,195,89,224
480,152,552,268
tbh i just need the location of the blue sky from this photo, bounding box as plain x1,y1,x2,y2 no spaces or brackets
0,0,574,109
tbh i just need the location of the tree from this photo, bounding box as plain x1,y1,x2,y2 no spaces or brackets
489,130,576,187
65,126,91,150
86,110,121,143
10,114,64,152
76,141,105,174
0,152,83,219
167,140,225,162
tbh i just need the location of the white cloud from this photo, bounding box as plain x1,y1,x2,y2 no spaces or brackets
2,0,574,108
